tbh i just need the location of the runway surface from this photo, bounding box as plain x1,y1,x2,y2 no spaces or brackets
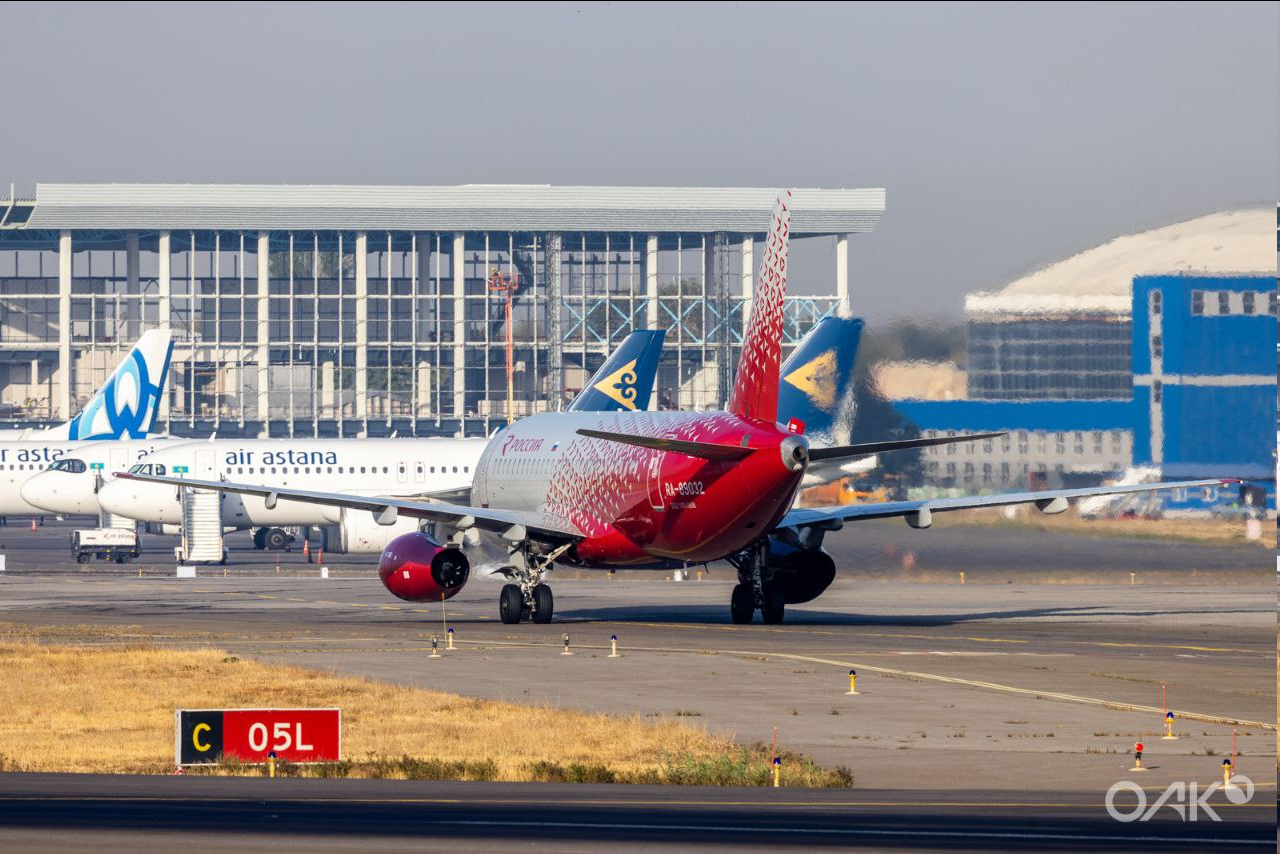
0,773,1272,851
0,519,1273,848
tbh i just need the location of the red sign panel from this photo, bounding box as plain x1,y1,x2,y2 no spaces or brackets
176,708,340,765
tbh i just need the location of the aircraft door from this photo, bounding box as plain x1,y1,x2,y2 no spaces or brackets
194,449,217,479
397,462,408,484
109,448,128,479
646,449,666,511
414,462,426,484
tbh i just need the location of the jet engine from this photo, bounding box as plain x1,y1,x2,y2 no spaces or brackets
320,508,424,554
377,531,471,602
765,538,836,604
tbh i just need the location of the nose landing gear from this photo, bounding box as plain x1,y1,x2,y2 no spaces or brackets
496,541,571,624
498,582,555,625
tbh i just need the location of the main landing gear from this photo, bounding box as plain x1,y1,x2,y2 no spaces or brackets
728,540,785,625
497,542,572,625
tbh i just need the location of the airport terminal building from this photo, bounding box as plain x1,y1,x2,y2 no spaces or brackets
0,184,884,437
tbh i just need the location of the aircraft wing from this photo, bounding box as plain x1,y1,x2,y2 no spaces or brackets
116,472,580,539
779,478,1232,529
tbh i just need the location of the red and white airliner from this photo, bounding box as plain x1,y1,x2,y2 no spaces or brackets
121,193,1226,625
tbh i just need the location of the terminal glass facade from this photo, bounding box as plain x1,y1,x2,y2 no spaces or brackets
0,229,843,437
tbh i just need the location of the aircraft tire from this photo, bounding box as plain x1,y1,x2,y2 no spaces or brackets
531,584,554,623
264,528,288,551
760,583,786,624
252,528,267,550
499,584,524,624
730,583,754,624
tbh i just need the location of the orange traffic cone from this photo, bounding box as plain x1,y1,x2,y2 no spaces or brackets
302,538,310,561
30,518,37,532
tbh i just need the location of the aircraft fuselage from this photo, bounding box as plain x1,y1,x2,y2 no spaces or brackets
472,411,807,566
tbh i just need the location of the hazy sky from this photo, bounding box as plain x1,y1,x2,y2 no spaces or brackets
2,2,1274,320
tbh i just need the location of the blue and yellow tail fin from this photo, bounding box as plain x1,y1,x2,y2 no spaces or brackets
568,329,666,413
779,316,863,445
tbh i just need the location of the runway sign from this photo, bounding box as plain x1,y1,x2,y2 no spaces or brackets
176,708,340,766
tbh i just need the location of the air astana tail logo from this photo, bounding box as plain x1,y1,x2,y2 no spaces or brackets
593,359,640,411
67,348,165,440
782,349,839,412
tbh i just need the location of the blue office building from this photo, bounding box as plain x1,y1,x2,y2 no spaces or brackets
893,273,1276,511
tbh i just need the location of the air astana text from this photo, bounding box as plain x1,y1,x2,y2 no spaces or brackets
0,447,67,463
223,450,340,466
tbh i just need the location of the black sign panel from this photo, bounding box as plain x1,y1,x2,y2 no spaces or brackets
177,709,224,765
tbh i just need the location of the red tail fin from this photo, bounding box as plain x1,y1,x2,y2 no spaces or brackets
729,191,791,423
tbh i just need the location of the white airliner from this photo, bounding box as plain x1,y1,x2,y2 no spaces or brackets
91,437,489,551
1,438,180,519
0,329,173,441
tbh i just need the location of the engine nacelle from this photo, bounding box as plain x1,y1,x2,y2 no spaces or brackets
378,532,470,602
766,538,836,605
321,507,424,554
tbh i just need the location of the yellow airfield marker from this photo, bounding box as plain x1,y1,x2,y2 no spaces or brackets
846,669,859,695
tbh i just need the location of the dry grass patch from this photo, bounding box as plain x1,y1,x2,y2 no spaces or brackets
0,640,847,786
935,508,1273,548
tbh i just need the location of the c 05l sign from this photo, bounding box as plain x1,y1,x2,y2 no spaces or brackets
176,708,340,766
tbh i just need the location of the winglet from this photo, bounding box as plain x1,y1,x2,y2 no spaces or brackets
729,192,791,424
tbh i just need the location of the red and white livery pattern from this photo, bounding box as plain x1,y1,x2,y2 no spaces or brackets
729,191,791,424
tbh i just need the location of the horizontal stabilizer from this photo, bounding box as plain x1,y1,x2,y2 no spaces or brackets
575,429,754,461
808,431,1006,462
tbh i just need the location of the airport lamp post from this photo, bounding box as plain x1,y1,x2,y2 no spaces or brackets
488,269,519,425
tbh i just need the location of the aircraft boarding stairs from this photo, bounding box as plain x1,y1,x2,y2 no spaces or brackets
176,486,227,564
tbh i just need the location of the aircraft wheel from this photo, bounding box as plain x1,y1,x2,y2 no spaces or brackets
264,528,288,551
531,584,554,624
730,583,754,624
499,584,524,624
252,528,267,549
760,583,786,625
